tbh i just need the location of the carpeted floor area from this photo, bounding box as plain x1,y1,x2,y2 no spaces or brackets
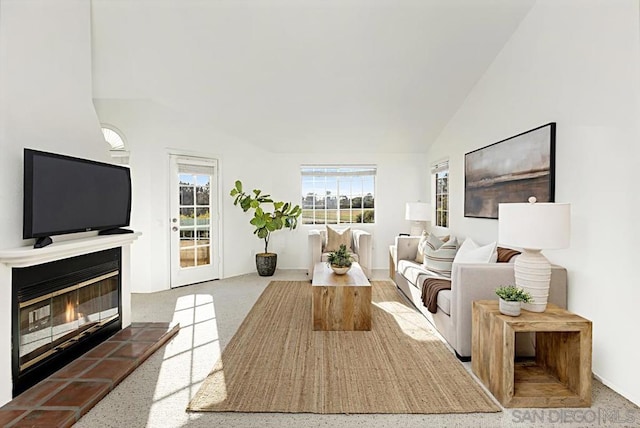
73,269,640,428
188,280,499,414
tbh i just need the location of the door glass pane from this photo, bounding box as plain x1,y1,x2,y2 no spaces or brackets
180,185,194,205
179,175,195,205
196,175,210,206
196,246,211,266
180,248,195,268
180,229,197,267
180,229,194,247
180,208,195,226
196,229,210,241
196,207,210,226
195,230,210,265
196,186,209,206
180,174,195,185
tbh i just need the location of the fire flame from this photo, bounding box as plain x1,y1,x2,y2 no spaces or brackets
65,301,76,323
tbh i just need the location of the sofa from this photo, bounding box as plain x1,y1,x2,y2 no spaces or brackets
392,235,568,359
308,227,372,279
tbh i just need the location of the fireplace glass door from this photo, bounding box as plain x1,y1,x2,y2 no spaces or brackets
18,271,120,371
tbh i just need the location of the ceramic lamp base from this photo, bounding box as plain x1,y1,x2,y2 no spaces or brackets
514,248,551,312
409,221,427,237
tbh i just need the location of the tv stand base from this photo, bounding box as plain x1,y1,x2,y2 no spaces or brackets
99,228,134,236
33,236,53,249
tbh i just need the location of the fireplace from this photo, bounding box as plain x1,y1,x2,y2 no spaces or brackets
12,248,122,396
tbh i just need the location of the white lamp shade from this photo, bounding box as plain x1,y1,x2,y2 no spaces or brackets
405,202,431,221
498,201,571,249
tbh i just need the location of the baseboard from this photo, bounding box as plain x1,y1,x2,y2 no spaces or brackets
593,372,640,408
455,351,471,362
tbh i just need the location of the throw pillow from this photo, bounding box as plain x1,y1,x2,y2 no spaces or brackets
454,238,498,264
423,234,459,277
415,233,450,264
325,226,352,252
497,247,521,263
414,231,429,263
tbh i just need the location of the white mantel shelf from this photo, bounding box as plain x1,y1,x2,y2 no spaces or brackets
0,232,141,268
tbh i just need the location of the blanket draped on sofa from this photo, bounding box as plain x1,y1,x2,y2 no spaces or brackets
421,277,451,314
419,248,521,314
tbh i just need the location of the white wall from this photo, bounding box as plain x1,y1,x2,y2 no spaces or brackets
95,99,429,292
428,0,640,406
0,0,107,250
0,0,110,406
93,99,274,291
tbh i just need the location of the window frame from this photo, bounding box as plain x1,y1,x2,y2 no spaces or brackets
300,165,376,225
432,160,449,228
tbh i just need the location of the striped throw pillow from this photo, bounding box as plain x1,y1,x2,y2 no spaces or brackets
424,233,458,277
416,232,450,264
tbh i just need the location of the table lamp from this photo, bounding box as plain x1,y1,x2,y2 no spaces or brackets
405,202,431,236
498,197,570,312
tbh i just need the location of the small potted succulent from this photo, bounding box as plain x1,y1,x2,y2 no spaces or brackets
495,285,532,316
326,244,353,275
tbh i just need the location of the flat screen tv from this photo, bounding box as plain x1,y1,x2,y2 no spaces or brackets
23,149,132,247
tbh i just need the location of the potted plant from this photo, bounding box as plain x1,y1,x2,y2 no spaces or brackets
495,285,532,316
230,180,302,276
326,244,353,275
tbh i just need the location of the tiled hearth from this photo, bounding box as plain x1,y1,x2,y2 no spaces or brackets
0,322,179,428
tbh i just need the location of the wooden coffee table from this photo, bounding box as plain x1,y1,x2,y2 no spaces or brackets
312,262,371,331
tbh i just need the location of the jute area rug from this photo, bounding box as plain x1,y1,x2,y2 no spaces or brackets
187,280,500,414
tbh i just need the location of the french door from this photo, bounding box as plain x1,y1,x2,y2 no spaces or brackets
169,155,220,288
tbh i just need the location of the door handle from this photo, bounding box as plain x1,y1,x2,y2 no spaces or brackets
172,226,178,232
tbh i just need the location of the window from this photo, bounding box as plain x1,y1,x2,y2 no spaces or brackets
432,160,449,228
102,126,125,150
101,125,129,165
301,166,376,225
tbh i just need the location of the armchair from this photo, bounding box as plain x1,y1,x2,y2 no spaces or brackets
308,227,372,279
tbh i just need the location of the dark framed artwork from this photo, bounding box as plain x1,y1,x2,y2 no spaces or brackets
464,122,556,219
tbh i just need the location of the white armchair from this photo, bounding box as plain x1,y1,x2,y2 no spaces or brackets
308,227,372,279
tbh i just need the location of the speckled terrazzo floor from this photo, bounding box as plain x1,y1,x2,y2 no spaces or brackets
69,269,639,428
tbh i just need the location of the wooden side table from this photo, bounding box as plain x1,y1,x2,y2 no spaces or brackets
472,300,592,408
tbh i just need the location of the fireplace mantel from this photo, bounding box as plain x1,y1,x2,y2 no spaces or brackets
0,233,141,268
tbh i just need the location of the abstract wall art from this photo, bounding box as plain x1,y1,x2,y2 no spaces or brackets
464,123,556,219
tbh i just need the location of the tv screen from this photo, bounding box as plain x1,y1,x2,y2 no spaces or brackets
23,149,132,240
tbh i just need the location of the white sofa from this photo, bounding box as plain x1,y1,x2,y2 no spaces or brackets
308,228,372,279
392,235,568,359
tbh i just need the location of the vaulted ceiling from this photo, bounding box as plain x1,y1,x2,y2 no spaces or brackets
91,0,535,153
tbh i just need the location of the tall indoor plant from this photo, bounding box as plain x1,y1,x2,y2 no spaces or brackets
230,180,302,276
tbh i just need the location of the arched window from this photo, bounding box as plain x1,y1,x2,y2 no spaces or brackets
101,125,129,165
